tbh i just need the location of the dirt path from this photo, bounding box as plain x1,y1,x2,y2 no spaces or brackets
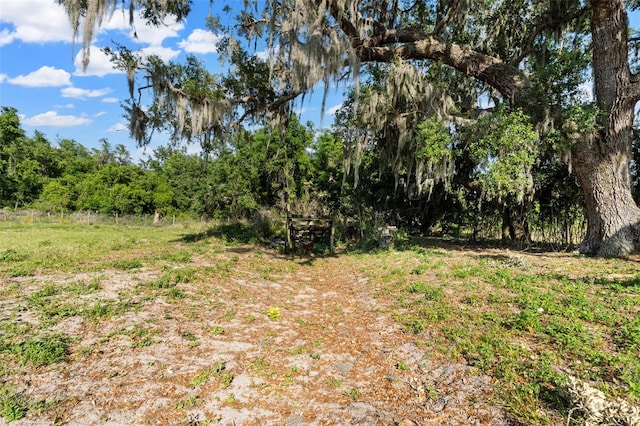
5,250,514,425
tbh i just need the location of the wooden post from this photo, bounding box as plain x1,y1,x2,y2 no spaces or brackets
285,215,292,255
330,216,335,255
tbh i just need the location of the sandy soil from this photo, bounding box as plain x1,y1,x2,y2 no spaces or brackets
2,248,527,425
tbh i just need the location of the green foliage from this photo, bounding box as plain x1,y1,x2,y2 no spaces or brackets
416,117,452,163
469,109,538,203
2,334,70,367
0,385,28,422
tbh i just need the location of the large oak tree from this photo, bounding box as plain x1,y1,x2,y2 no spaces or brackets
61,0,640,255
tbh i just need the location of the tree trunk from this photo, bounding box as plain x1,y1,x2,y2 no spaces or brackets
501,205,531,247
571,0,640,256
571,144,640,255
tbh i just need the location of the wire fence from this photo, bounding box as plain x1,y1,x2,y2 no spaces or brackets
0,209,206,228
0,208,586,251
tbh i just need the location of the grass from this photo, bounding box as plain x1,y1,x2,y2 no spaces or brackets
1,334,70,367
0,221,638,425
360,244,640,424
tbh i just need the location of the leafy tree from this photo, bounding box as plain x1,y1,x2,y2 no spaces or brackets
37,180,73,213
145,146,212,215
0,107,61,207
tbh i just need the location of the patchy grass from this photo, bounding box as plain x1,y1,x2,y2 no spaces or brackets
1,334,70,367
0,222,637,425
359,244,640,424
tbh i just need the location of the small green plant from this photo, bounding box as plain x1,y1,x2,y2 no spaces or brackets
150,272,175,289
190,369,213,387
396,361,409,371
82,301,114,321
266,306,281,320
0,385,28,422
209,326,224,336
250,359,270,374
410,264,429,275
425,385,438,400
167,287,185,299
327,379,343,388
343,388,359,400
175,395,198,409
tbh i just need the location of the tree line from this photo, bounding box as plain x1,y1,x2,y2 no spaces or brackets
6,104,634,248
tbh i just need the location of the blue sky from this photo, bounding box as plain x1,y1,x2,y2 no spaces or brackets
0,0,345,160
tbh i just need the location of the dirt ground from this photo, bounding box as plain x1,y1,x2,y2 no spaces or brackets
3,246,542,425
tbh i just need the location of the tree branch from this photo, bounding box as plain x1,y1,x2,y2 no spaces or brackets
433,0,460,36
357,36,531,102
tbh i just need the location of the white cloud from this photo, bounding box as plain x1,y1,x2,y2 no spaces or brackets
8,66,71,87
103,97,119,103
101,9,183,46
74,46,122,77
108,122,128,132
54,103,75,109
0,28,16,47
178,29,219,54
61,86,112,99
0,1,74,44
93,111,107,118
129,16,183,46
23,111,92,127
0,1,185,49
326,103,343,115
139,46,181,62
256,47,277,61
0,74,7,84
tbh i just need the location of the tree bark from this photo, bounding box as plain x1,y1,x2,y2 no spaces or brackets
570,0,640,255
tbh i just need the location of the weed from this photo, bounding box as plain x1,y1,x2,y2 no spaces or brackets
425,385,438,400
209,326,225,336
167,287,185,299
150,272,176,289
288,345,306,355
111,259,143,269
0,386,28,422
266,306,281,320
327,379,342,388
410,263,429,275
190,369,213,387
82,301,114,321
3,334,70,366
250,359,270,374
396,361,409,371
0,249,27,263
343,388,359,400
66,278,100,294
175,395,199,409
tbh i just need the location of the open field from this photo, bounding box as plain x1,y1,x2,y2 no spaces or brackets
0,221,638,425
